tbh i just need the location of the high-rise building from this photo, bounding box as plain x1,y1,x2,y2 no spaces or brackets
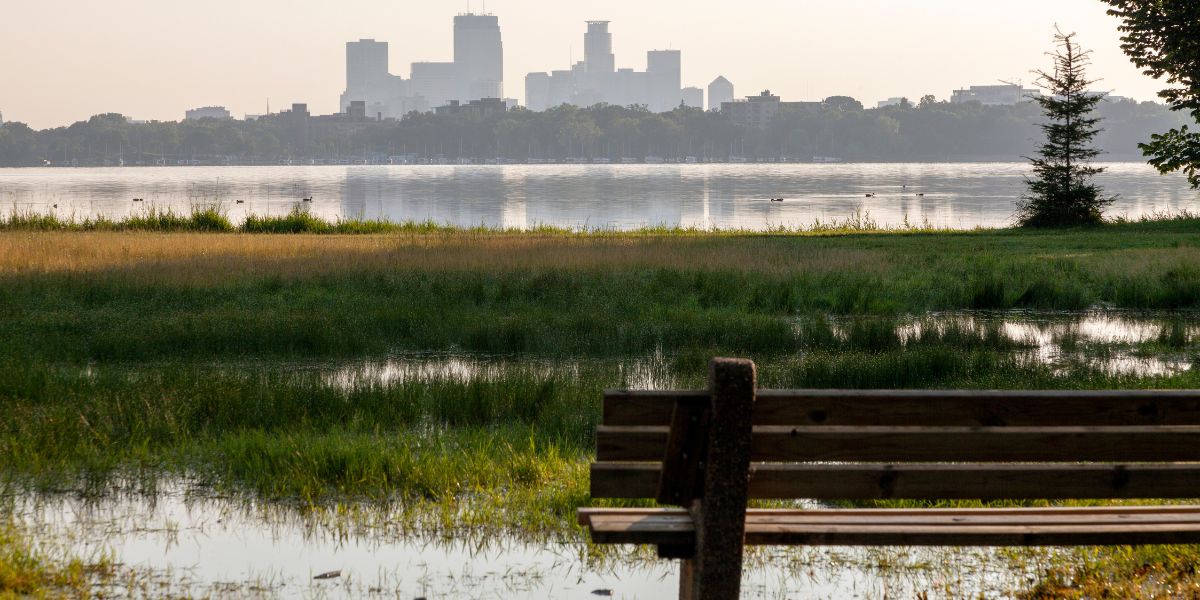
454,14,504,101
340,14,505,119
584,21,615,74
708,76,734,112
682,87,704,109
647,50,682,112
525,21,686,113
340,39,424,119
411,62,460,109
346,39,390,94
525,72,552,112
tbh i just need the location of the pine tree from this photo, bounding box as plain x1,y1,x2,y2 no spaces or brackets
1018,30,1113,227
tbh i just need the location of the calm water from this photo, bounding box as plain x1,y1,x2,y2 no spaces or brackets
2,163,1197,230
10,485,1042,599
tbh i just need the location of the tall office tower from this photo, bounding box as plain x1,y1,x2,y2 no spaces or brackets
454,14,504,101
411,62,460,108
708,76,734,111
525,73,552,111
682,87,704,109
584,21,615,74
346,39,390,94
647,50,682,112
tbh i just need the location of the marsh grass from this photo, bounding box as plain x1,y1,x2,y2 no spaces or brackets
0,515,114,598
2,221,1200,595
0,225,1198,362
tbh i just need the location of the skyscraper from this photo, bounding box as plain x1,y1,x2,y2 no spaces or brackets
682,87,704,110
411,62,460,108
524,22,687,113
647,50,682,112
708,76,735,112
341,39,423,120
454,14,504,101
525,72,552,112
346,39,390,94
584,21,615,74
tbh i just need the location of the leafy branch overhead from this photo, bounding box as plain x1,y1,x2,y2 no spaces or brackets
1102,0,1200,187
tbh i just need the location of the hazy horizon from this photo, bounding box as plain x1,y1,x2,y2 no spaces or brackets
0,0,1168,129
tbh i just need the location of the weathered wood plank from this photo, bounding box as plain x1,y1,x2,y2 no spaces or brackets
579,505,1200,521
603,389,1200,427
589,511,1200,527
596,426,1200,462
590,463,1200,500
687,358,757,600
656,396,710,506
582,507,1200,547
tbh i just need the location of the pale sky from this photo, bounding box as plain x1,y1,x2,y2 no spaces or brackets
0,0,1166,129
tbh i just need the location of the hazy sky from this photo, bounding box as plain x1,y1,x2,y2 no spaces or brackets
0,0,1166,129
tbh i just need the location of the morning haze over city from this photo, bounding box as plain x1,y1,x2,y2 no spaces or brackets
0,0,1167,126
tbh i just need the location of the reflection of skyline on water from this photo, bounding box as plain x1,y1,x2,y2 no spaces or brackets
2,163,1197,230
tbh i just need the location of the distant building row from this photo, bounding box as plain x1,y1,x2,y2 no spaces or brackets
339,14,507,120
525,22,734,114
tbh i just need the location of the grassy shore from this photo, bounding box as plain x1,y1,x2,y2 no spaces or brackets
1,221,1199,596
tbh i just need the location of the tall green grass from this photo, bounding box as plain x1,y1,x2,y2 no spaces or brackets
5,205,1198,235
0,206,234,232
2,262,1197,363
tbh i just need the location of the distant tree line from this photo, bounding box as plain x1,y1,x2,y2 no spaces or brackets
0,99,1188,167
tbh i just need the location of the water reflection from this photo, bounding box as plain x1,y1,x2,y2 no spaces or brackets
322,313,1198,389
6,484,1044,599
2,163,1196,230
890,312,1197,376
325,352,680,391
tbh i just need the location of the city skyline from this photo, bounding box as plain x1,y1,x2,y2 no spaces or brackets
0,0,1168,129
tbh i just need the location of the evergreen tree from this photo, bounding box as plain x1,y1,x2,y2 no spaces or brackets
1101,0,1200,188
1019,30,1113,227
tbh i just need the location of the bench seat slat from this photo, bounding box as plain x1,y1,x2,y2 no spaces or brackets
597,426,1200,462
590,463,1200,500
603,390,1200,427
581,507,1200,547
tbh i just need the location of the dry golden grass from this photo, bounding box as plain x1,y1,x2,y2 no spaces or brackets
0,231,892,280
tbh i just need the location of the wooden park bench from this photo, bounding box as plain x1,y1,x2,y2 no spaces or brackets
578,358,1200,599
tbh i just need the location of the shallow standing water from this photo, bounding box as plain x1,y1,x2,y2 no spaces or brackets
8,486,1048,599
1,162,1196,230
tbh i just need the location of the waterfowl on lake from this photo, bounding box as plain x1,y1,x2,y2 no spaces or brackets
865,193,876,198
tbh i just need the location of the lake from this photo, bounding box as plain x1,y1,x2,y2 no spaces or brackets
1,162,1197,230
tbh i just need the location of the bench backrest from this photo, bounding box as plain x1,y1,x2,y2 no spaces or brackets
592,367,1200,503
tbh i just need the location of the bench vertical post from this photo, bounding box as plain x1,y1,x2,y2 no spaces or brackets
681,358,756,600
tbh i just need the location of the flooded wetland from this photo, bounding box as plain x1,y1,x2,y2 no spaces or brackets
2,219,1200,598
